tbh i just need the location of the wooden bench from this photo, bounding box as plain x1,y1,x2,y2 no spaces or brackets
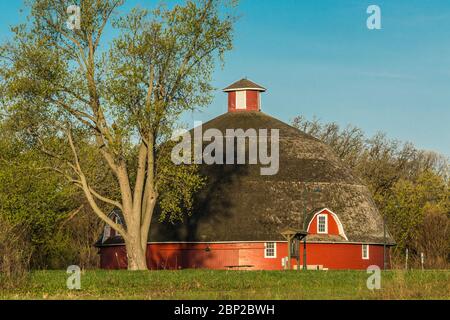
225,265,254,270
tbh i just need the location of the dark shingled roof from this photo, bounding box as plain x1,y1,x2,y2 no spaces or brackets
97,112,395,247
223,78,266,92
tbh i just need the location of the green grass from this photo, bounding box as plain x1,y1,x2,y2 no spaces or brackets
1,270,449,300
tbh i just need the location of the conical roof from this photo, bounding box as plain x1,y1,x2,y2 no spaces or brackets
223,78,266,92
150,112,394,244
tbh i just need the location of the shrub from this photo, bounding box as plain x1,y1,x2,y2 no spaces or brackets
0,216,32,288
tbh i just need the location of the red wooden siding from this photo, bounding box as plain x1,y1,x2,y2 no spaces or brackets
228,91,236,112
305,243,387,270
245,91,260,111
99,242,390,270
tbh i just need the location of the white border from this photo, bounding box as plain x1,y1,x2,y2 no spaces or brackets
223,87,266,92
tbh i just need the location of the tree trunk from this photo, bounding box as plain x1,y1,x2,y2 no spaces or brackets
125,236,148,271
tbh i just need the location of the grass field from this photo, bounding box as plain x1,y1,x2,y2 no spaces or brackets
1,270,449,300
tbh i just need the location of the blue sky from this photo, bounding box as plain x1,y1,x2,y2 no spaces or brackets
1,0,450,156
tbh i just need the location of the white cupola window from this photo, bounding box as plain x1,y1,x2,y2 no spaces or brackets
235,91,247,110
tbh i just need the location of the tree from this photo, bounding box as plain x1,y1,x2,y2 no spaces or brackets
0,117,113,269
292,116,364,168
0,0,236,270
384,171,449,258
0,214,32,288
0,121,74,268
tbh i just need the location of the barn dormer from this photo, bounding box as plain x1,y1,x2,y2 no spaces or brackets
101,209,125,243
223,78,266,113
307,208,348,240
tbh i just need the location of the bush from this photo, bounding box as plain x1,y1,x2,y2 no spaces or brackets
0,216,32,288
415,210,449,269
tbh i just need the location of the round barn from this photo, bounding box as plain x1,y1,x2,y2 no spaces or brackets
96,79,395,270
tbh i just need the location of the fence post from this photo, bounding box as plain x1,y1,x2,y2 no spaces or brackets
405,248,409,270
421,252,425,271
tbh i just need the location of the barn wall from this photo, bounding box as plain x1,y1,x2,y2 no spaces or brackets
245,91,260,111
99,242,390,270
99,246,127,270
227,91,236,112
304,243,388,270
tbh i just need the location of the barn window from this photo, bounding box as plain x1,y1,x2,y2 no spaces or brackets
317,214,328,234
264,242,277,258
362,244,370,260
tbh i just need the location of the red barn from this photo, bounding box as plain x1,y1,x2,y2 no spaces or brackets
96,79,395,270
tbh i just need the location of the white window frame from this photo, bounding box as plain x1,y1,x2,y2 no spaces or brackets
362,244,370,260
235,91,247,110
264,242,277,258
317,214,328,234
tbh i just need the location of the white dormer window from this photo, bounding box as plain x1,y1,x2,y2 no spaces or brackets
362,244,370,260
264,242,277,258
317,214,328,234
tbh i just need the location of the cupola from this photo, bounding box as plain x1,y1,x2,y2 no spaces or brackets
223,78,266,113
